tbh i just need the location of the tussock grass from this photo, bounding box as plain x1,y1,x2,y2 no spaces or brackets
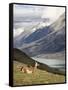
13,61,65,86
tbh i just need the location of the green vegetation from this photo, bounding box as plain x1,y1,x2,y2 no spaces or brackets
13,61,65,86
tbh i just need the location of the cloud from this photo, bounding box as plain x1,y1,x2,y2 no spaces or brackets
41,7,65,24
14,4,65,24
13,4,44,18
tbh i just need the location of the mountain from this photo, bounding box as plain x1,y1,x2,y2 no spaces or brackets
20,13,65,56
14,12,65,58
14,21,51,48
14,26,37,48
23,26,53,43
21,21,53,43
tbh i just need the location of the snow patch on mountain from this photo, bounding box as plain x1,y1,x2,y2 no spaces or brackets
14,28,24,37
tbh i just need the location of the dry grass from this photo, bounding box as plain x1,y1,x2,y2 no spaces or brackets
13,61,65,86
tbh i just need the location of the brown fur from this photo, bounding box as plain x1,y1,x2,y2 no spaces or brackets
17,62,39,74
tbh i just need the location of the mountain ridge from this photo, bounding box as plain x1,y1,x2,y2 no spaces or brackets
20,13,65,56
13,48,65,75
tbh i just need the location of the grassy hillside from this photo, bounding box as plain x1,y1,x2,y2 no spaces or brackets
13,48,35,66
13,48,65,86
13,61,65,86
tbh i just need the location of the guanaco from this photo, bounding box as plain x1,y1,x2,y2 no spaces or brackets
20,61,39,74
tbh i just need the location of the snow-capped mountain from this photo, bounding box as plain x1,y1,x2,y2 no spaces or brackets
14,12,65,57
14,25,38,48
14,21,50,48
19,13,65,57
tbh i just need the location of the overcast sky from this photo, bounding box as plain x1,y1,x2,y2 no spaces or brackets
13,4,65,38
14,4,65,24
